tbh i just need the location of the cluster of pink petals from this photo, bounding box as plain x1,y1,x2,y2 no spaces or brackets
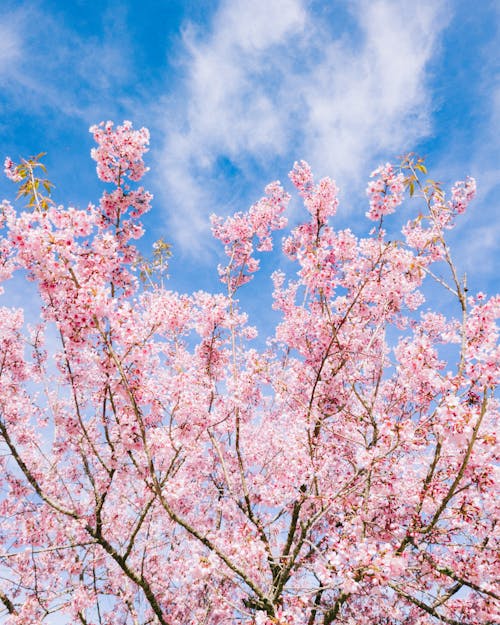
90,120,150,184
366,163,405,221
3,157,22,182
289,160,339,223
402,218,444,259
98,187,152,228
449,176,476,214
465,294,500,386
211,181,289,291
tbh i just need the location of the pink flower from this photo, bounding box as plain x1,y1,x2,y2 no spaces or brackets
289,160,339,223
366,163,405,221
4,157,22,182
449,176,476,214
89,120,150,184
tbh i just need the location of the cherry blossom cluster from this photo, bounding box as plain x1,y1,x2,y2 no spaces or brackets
449,176,476,214
289,159,339,223
90,120,150,184
402,174,477,261
3,157,22,182
211,181,289,291
277,163,342,300
402,217,443,258
366,162,405,221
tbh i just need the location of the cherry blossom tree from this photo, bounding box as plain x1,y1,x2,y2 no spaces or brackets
0,122,498,625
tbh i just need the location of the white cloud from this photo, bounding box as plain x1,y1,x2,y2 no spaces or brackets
0,22,21,72
179,0,306,156
302,1,445,177
0,5,134,122
158,0,448,251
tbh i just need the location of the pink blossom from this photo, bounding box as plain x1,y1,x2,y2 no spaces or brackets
450,176,476,214
3,157,22,182
90,120,150,184
366,162,405,221
289,160,339,222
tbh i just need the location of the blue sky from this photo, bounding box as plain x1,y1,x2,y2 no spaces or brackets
0,0,498,306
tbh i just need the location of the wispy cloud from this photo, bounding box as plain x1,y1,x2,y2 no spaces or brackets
300,1,446,179
158,0,307,250
0,4,135,123
0,21,21,72
158,0,448,251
